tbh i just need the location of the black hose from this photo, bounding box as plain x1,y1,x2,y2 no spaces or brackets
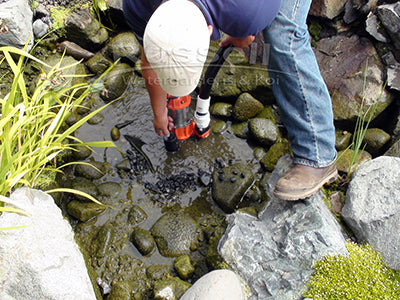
198,45,234,100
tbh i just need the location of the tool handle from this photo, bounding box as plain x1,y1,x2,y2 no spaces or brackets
198,45,234,100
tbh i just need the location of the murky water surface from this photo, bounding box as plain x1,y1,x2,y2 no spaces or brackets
74,78,256,266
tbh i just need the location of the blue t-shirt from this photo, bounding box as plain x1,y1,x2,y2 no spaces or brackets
122,0,281,44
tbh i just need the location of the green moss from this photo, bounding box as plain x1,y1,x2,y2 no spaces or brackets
304,242,400,299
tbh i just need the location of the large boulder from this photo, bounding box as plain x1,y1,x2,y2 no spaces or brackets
0,0,33,50
342,156,400,270
218,155,348,299
0,187,96,299
314,34,393,125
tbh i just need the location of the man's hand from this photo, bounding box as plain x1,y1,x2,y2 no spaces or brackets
153,106,174,137
219,35,255,49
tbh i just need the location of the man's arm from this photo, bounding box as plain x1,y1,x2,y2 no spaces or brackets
140,47,172,137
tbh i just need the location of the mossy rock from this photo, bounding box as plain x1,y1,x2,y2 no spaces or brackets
363,128,391,156
230,122,249,139
232,93,264,122
97,182,122,198
260,139,292,172
209,102,232,118
174,255,195,280
74,161,107,180
71,177,99,201
128,205,148,226
86,53,112,75
150,212,203,257
304,242,400,299
106,32,141,65
130,227,156,256
248,118,281,147
100,63,133,102
66,199,106,222
153,277,191,300
335,129,352,151
336,148,372,175
211,120,227,134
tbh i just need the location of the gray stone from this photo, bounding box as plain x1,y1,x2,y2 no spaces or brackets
342,156,400,270
151,212,203,257
106,32,141,64
212,163,255,213
248,118,281,147
32,19,49,39
387,64,400,91
366,12,389,43
377,3,400,50
314,35,393,124
218,155,348,299
181,270,246,300
309,0,347,19
65,8,109,52
0,187,96,299
86,53,113,75
0,0,33,50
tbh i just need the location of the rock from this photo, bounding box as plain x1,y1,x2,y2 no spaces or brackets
218,155,348,299
90,223,119,258
151,212,203,257
335,129,352,151
230,122,249,139
211,120,227,134
260,138,292,172
153,277,191,300
376,3,400,50
210,102,232,118
67,199,106,222
32,19,49,39
97,182,122,198
314,35,393,124
232,93,264,122
130,227,156,256
57,40,95,61
111,127,121,141
363,128,391,155
387,64,400,91
146,264,173,282
100,63,133,102
86,53,113,75
127,205,148,225
248,118,281,147
106,32,141,65
181,270,245,300
72,144,93,160
342,156,400,270
0,188,96,299
212,163,255,213
366,12,389,43
256,105,280,123
336,148,372,174
174,255,195,280
71,177,99,201
107,280,143,300
64,8,109,52
87,112,104,125
0,0,33,50
310,0,348,19
74,161,107,180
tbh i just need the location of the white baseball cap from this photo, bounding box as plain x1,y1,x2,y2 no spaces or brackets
143,0,210,96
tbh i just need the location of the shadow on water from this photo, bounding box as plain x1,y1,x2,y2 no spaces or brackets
73,78,256,267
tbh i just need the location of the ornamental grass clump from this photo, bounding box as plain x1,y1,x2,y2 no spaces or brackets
304,242,400,299
0,46,117,225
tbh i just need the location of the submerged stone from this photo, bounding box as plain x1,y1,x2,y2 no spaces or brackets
212,163,255,213
74,161,107,180
151,212,203,257
153,277,191,300
174,255,195,280
67,200,106,222
71,177,99,201
131,227,155,256
128,205,148,226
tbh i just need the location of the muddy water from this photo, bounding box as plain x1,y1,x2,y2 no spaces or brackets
73,78,256,268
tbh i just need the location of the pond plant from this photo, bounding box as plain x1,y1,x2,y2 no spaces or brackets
0,45,116,228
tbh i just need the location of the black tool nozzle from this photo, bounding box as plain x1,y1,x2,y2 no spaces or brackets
163,132,179,152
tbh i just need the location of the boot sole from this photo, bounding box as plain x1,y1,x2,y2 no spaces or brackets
273,169,339,201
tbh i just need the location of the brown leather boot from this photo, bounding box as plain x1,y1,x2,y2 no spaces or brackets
273,163,338,201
